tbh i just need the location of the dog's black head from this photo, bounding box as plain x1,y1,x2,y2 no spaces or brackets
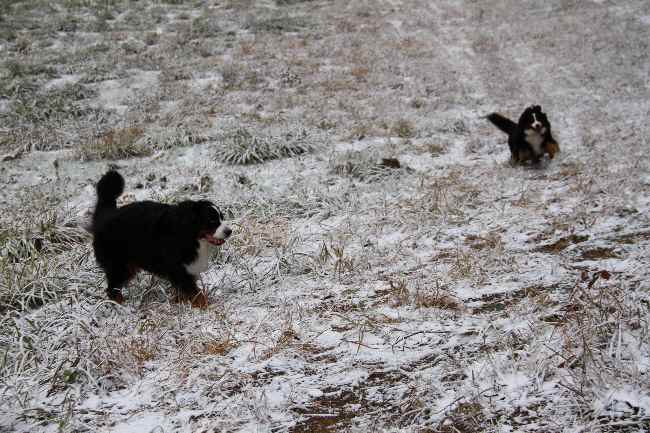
183,200,232,246
518,105,551,135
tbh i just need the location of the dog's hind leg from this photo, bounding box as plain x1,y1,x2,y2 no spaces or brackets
104,264,130,304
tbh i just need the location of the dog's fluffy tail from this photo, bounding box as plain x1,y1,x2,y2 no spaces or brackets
93,170,124,229
486,113,516,135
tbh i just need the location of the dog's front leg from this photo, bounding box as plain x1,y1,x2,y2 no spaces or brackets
169,269,208,308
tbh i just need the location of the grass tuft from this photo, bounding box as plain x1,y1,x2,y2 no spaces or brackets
79,126,149,160
218,127,317,165
330,150,406,181
249,15,308,34
392,119,416,138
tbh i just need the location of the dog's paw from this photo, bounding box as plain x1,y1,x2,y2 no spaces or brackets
191,292,209,309
108,291,124,304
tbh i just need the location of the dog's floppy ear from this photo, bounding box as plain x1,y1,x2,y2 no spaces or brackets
518,106,533,124
182,200,222,227
194,200,221,220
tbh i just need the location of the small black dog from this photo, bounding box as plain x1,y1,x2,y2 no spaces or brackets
91,170,231,308
486,105,559,164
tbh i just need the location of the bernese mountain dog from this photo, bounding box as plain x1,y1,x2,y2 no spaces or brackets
486,105,560,164
91,170,231,308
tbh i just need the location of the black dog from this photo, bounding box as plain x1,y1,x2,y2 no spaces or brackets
91,170,231,308
486,105,559,164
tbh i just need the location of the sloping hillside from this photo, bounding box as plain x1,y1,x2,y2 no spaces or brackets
1,0,649,431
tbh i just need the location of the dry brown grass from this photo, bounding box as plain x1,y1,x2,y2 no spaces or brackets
261,327,299,360
127,336,159,366
79,127,148,160
448,248,476,280
239,41,256,56
437,402,485,433
319,78,356,94
1,0,648,431
416,141,447,156
535,234,589,254
378,278,410,308
464,232,502,251
350,66,370,82
371,278,464,311
392,119,416,138
229,216,290,256
547,270,646,406
205,336,239,356
415,286,464,311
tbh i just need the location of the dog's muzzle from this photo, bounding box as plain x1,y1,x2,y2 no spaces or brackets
204,225,232,246
531,120,545,133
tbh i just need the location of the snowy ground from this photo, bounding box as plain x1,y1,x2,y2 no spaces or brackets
1,0,650,432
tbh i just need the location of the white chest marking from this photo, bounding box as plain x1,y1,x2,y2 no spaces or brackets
525,129,544,155
185,239,211,277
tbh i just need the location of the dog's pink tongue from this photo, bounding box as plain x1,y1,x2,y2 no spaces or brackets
205,233,225,246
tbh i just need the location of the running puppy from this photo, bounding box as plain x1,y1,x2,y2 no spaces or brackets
486,105,559,164
91,170,231,308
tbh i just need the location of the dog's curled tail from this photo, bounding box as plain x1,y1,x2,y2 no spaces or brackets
93,170,124,227
485,113,516,135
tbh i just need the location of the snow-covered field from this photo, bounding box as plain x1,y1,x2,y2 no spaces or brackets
1,0,649,431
